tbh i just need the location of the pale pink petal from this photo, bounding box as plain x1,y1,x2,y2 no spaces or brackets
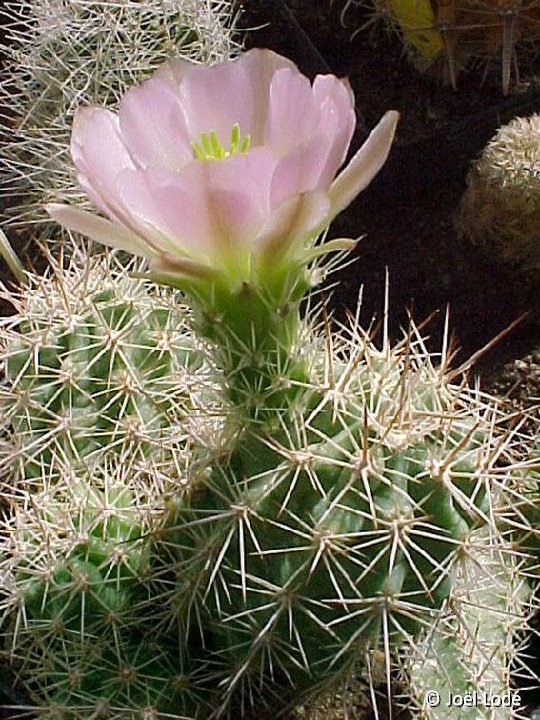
116,168,213,257
235,49,298,145
264,68,320,154
153,51,294,146
71,107,136,194
268,77,356,206
118,76,193,170
314,74,355,114
70,107,143,233
256,190,331,261
45,204,154,257
75,171,173,255
76,173,126,225
154,56,195,89
328,110,399,218
311,75,356,183
116,148,275,261
178,59,255,147
269,136,335,208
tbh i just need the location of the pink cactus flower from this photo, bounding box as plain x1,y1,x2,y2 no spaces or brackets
48,49,398,284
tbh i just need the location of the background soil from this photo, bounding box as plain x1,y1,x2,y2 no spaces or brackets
238,0,540,395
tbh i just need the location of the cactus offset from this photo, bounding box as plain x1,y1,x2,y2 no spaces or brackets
0,248,219,487
0,246,225,718
0,458,215,720
403,528,532,719
458,113,540,278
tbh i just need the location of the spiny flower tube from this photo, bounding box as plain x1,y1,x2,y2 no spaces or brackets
48,48,398,416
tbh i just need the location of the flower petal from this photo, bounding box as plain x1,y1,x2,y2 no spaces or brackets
118,76,193,170
177,58,254,146
264,68,320,155
269,135,335,208
154,50,297,147
148,253,216,280
70,106,141,229
256,190,331,262
268,75,356,207
236,49,298,144
328,110,399,218
116,148,276,262
311,75,356,184
154,55,194,89
71,107,136,199
45,204,155,257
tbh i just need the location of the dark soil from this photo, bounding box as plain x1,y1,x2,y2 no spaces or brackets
238,0,540,387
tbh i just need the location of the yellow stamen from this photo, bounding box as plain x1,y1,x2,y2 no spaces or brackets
192,123,251,162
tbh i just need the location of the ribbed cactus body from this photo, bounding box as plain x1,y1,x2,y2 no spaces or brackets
17,483,148,627
458,113,540,277
0,452,218,719
0,258,535,716
0,253,212,484
0,253,225,719
39,636,199,720
158,326,508,708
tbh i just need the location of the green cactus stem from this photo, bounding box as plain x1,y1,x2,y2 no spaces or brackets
0,248,220,487
154,307,535,714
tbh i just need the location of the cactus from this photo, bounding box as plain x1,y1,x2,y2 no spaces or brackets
0,245,226,718
0,245,224,487
340,1,540,94
458,113,540,277
0,26,538,718
0,0,242,236
2,241,535,717
151,283,537,714
403,528,532,719
0,460,214,719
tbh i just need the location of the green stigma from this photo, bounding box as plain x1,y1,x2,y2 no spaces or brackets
192,123,251,162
